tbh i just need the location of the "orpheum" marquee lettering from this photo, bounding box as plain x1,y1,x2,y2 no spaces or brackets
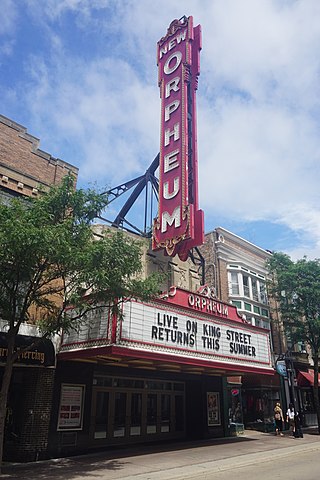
159,31,185,234
188,294,229,317
152,16,204,260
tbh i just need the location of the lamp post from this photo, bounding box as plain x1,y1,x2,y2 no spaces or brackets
285,351,298,412
276,351,298,412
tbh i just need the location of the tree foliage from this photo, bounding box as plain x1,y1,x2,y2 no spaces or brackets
0,175,161,335
267,252,320,433
268,253,320,350
0,174,162,465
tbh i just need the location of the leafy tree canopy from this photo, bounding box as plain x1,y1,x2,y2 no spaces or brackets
0,174,162,338
268,252,320,434
0,175,163,467
267,252,320,355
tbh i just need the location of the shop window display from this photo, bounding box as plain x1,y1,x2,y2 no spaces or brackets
227,387,244,435
243,389,279,432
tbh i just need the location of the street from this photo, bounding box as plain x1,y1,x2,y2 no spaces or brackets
200,449,319,480
2,429,320,480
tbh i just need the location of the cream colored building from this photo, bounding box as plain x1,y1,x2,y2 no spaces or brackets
200,227,283,432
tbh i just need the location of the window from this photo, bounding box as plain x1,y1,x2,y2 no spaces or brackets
261,308,269,318
251,278,259,302
253,306,260,314
259,283,268,304
228,267,268,307
244,302,252,312
229,272,239,295
232,300,242,309
263,320,271,330
243,275,250,297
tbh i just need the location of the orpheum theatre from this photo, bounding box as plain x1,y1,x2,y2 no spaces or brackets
50,286,273,456
47,16,274,457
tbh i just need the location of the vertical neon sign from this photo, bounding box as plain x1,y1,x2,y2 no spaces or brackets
152,16,204,261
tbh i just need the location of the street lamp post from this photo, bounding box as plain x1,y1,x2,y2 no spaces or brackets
285,351,298,412
276,351,298,412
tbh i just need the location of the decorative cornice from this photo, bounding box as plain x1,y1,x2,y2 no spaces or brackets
158,16,189,46
0,114,78,173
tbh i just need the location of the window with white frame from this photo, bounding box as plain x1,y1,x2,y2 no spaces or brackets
251,278,259,302
259,283,268,304
229,271,239,295
228,266,268,306
242,275,250,297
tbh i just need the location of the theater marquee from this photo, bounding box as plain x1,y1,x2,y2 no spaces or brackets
152,16,204,260
120,296,272,372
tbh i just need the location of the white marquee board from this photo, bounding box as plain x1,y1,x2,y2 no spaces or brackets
120,301,272,371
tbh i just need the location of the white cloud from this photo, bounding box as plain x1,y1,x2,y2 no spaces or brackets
25,0,108,20
2,0,320,258
23,53,159,184
199,99,320,215
0,0,17,60
0,0,17,35
195,0,320,257
201,0,320,106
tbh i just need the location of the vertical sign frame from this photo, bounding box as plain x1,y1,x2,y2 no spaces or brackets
152,16,204,260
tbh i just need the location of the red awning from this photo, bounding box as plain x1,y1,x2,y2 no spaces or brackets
297,369,320,387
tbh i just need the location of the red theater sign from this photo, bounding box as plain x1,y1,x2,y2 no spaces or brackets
152,16,204,260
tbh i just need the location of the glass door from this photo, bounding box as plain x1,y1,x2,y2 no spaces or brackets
161,394,170,432
93,390,109,439
175,394,184,432
146,393,157,434
130,393,142,436
113,392,127,437
91,377,186,444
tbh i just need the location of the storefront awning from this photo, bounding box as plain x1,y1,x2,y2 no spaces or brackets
0,333,55,367
297,369,320,387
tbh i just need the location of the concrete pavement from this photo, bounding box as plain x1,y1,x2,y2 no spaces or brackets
2,428,320,479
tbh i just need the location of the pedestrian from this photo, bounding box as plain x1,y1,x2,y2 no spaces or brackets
274,402,284,436
294,410,304,438
286,403,295,436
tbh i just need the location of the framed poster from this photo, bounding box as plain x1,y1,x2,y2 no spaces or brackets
57,384,85,431
207,392,221,426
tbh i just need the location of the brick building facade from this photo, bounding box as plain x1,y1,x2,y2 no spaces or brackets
0,114,78,461
0,114,78,199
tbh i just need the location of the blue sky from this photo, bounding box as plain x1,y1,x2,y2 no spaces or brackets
1,0,320,258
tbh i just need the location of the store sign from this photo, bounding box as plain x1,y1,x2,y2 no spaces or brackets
188,293,229,317
160,286,242,322
121,300,272,370
276,361,288,378
152,16,204,260
0,333,55,367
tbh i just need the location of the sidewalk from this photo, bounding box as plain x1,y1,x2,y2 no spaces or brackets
2,428,320,479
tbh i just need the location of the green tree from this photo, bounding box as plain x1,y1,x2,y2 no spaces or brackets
0,175,161,467
268,252,320,433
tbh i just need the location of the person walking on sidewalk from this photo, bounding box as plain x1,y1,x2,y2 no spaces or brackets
286,403,296,436
294,409,304,438
274,402,284,436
